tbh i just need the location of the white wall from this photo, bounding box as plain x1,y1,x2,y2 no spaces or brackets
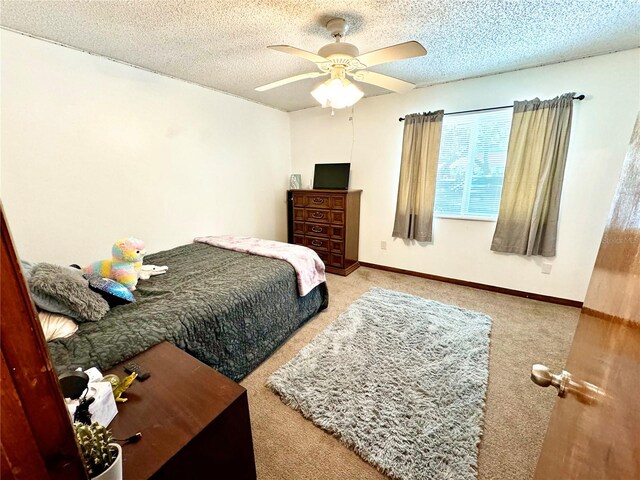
1,30,291,265
290,49,640,302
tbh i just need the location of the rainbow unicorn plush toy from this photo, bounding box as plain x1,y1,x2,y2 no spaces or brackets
84,238,146,291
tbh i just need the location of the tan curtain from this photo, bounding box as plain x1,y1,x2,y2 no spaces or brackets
491,93,574,257
392,111,444,242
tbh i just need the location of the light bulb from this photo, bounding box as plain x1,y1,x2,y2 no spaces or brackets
311,78,364,109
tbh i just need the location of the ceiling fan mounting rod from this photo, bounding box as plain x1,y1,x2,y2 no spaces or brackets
326,17,347,41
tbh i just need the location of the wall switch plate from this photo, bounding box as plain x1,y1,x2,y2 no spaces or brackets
380,241,387,250
541,262,553,274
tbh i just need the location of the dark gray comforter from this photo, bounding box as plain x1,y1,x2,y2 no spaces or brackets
47,243,328,381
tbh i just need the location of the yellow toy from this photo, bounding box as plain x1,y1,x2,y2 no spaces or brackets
112,372,137,403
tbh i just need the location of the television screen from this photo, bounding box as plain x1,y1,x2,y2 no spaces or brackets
313,163,350,190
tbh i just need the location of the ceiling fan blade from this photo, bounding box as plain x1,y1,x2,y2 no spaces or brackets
267,45,329,64
255,72,327,92
351,71,416,94
355,41,427,68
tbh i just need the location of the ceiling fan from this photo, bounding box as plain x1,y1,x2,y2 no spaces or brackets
255,18,427,109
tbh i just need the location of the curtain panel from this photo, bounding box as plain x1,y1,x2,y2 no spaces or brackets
392,111,444,242
491,93,575,257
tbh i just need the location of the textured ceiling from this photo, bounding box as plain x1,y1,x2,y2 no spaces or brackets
1,0,639,112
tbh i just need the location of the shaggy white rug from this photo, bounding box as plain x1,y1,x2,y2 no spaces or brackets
267,287,492,480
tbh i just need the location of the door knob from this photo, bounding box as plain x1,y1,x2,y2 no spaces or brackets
531,364,571,396
531,364,604,404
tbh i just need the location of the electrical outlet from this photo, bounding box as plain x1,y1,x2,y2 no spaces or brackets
380,241,387,250
541,262,553,274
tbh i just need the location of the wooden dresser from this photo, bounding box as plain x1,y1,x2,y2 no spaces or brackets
107,342,256,479
288,189,362,276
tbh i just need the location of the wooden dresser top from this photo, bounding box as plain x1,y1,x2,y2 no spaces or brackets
289,189,362,194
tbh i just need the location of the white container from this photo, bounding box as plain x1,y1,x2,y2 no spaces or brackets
93,443,122,480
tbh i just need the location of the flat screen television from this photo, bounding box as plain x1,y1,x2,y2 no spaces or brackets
313,163,350,190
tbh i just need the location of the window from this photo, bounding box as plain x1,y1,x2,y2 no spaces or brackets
434,108,512,220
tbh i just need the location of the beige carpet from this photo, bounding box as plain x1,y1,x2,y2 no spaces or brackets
241,267,579,480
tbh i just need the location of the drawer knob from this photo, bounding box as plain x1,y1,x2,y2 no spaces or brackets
312,198,323,203
311,212,323,219
311,226,322,233
312,240,322,247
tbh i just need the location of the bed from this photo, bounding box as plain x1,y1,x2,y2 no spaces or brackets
47,242,328,381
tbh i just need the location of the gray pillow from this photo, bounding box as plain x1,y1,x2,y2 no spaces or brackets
28,263,109,322
21,260,81,318
20,260,88,320
20,260,35,280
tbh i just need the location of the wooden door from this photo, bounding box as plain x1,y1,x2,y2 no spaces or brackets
0,205,87,480
533,116,640,478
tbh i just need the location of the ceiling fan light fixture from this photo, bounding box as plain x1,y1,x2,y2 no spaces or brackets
311,77,364,109
256,18,426,110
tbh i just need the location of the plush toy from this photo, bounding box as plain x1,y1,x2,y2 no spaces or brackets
84,238,146,291
138,264,168,280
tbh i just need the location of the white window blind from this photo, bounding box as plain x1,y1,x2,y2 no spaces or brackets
434,108,513,220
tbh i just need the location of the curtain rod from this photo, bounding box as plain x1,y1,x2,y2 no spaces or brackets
398,94,586,121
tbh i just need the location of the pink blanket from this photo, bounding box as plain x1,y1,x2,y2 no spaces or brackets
194,235,326,296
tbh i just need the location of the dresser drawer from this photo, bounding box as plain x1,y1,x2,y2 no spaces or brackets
305,209,330,223
293,234,304,246
330,240,344,254
293,221,305,235
329,225,344,239
330,210,345,225
292,194,306,208
304,194,332,209
329,253,344,268
315,249,329,264
304,236,329,251
330,195,346,210
304,223,330,238
293,208,305,222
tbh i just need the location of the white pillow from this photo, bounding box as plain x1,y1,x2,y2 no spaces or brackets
38,311,78,342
